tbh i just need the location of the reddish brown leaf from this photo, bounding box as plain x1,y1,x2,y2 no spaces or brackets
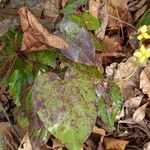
107,0,131,29
103,137,129,150
18,7,68,52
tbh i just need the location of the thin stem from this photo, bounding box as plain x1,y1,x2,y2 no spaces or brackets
101,11,138,31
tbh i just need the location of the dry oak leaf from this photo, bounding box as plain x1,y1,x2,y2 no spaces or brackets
103,137,129,150
140,65,150,98
18,7,68,52
133,102,149,123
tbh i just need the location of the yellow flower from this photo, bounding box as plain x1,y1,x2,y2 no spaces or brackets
137,25,150,40
133,44,150,63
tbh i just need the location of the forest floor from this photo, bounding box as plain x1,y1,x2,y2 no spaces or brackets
0,0,150,150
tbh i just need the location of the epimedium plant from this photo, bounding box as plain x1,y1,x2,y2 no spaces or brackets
0,26,58,106
0,15,122,150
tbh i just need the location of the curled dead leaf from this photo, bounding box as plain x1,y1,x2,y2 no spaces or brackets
18,7,68,52
133,102,149,123
103,137,129,150
116,95,143,120
92,126,105,143
140,65,150,98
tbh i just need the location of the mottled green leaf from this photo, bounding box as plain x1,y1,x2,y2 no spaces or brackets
68,15,103,50
59,21,95,66
98,83,122,128
8,70,25,106
32,62,100,150
61,0,88,14
136,9,150,28
28,50,58,68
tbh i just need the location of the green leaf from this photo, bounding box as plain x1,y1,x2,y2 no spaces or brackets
98,83,122,128
0,29,16,55
68,14,86,28
61,0,88,14
28,50,58,68
32,62,100,150
68,12,101,31
90,33,103,51
136,9,150,28
15,31,23,49
68,14,103,51
17,116,30,128
8,70,25,106
12,57,33,85
82,12,101,30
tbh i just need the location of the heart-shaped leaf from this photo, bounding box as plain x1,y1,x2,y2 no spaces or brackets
32,62,101,149
59,21,95,66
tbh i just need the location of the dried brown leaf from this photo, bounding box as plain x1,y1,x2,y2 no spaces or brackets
52,138,64,149
18,132,32,150
92,126,105,136
43,0,60,22
103,36,122,52
133,102,149,123
92,126,105,143
95,2,108,40
124,95,143,109
18,7,68,52
103,137,129,150
61,0,68,7
143,141,150,150
107,0,131,29
106,62,118,78
134,4,147,21
0,122,19,149
88,0,100,18
140,65,150,98
107,57,144,101
116,95,143,120
128,0,147,11
0,42,5,51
